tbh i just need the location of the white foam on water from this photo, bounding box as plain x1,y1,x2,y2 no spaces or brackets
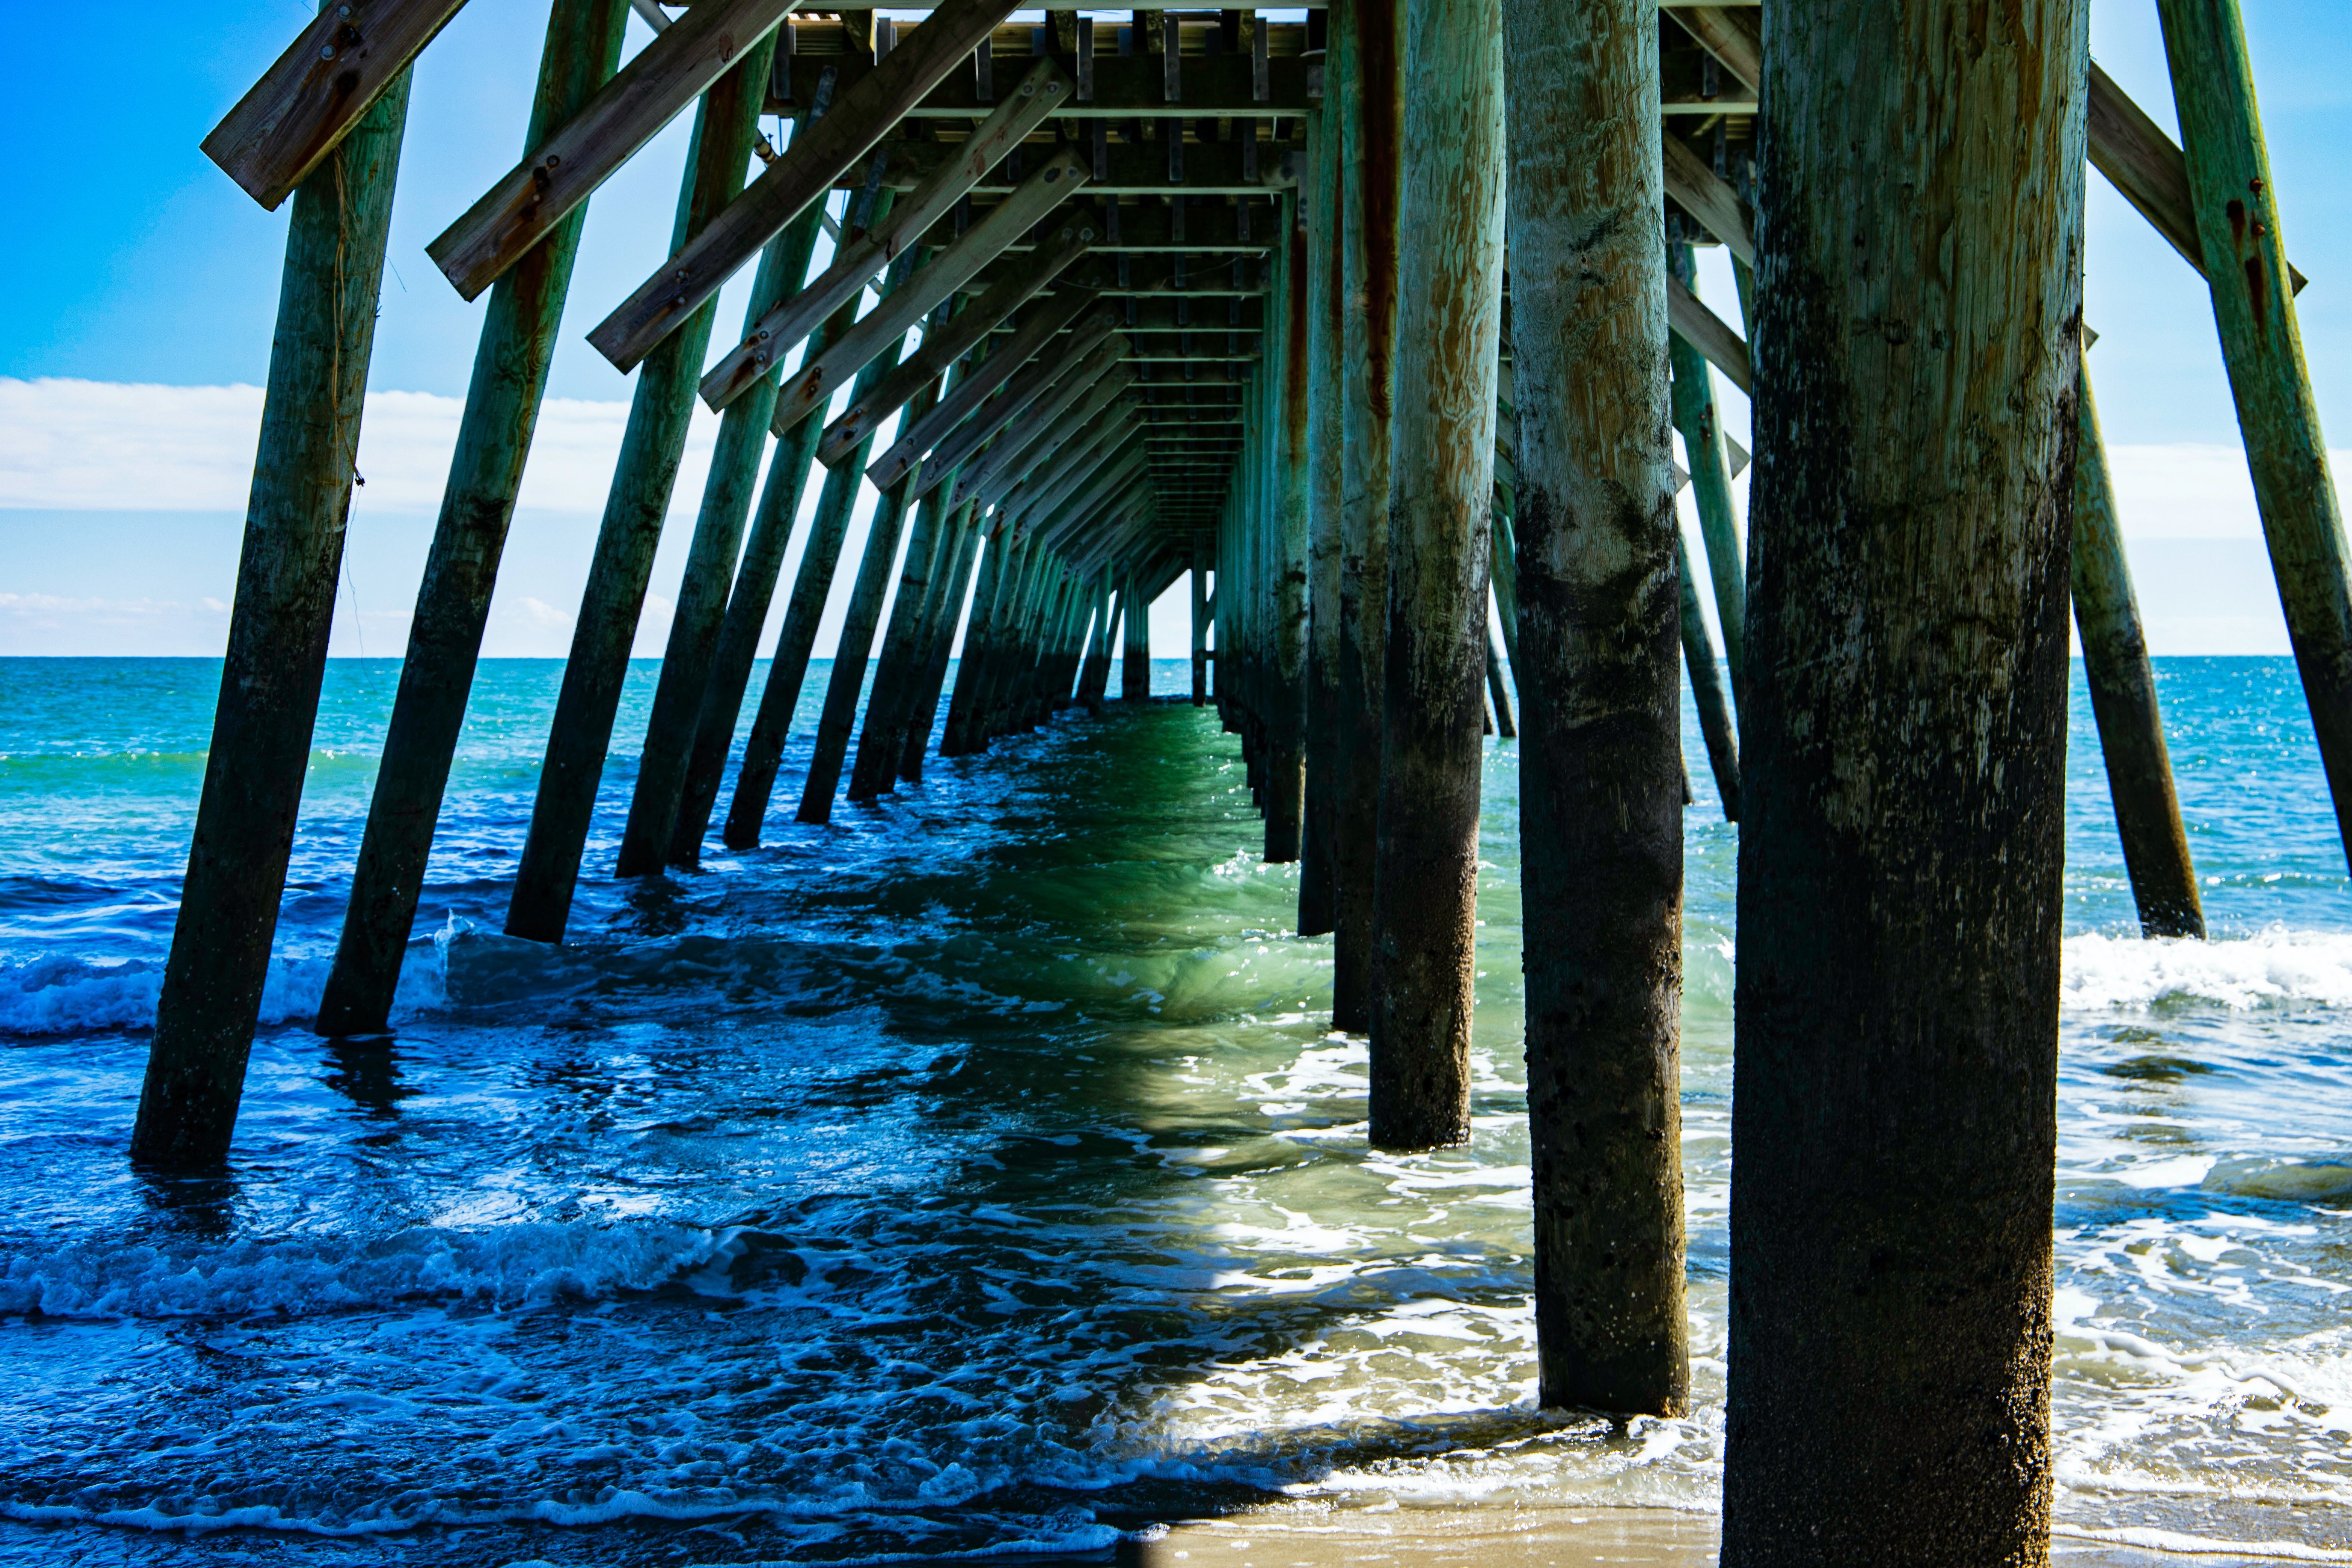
0,1219,738,1319
0,942,445,1037
2062,928,2352,1011
2052,1525,2352,1561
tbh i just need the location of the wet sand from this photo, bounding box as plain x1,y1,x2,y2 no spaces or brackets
1123,1507,2352,1568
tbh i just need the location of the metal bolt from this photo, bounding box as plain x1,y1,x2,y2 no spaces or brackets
320,44,336,59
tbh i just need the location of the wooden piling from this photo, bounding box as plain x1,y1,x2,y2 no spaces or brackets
905,504,987,775
616,205,828,877
1332,0,1402,1031
1668,243,1747,711
1678,531,1740,819
668,268,880,865
1482,626,1515,740
1122,569,1152,698
1364,0,1505,1152
1502,0,1689,1415
2156,0,2352,874
505,42,775,942
800,471,922,820
1719,0,2083,1557
1190,533,1212,706
943,525,1014,752
848,488,951,801
133,67,413,1167
721,241,922,848
1260,192,1312,864
315,0,626,1037
2075,362,2203,939
1300,79,1346,931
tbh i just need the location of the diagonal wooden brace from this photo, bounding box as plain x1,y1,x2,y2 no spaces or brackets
429,0,799,299
1667,274,1751,394
950,351,1135,507
866,292,1112,490
2089,61,2306,296
1662,133,1752,263
903,318,1126,497
205,0,469,211
583,0,1025,358
685,54,1077,395
769,148,1095,437
818,231,1095,466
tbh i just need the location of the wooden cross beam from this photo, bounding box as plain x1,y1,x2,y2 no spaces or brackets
574,0,1026,342
770,150,1095,438
652,55,1075,384
816,234,1095,464
204,0,469,210
430,0,799,299
914,331,1128,498
2089,61,2306,294
863,294,1113,488
906,196,1275,255
1666,275,1751,394
1006,412,1142,525
958,359,1140,507
1663,133,1753,263
773,47,1311,115
861,136,1297,196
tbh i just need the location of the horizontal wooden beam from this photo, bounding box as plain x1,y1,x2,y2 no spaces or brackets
861,135,1298,195
816,236,1092,464
773,149,1095,436
429,0,796,300
911,194,1276,254
1666,274,1750,394
663,55,1075,385
773,47,1308,116
204,0,469,210
2087,61,2306,295
867,297,1116,489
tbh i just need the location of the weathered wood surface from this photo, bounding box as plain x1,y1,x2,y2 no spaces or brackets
903,506,986,773
505,48,776,942
316,0,630,1036
1191,531,1213,704
960,364,1139,509
1504,0,1689,1419
1665,5,1759,92
2087,60,2305,295
1332,0,1400,1034
1720,0,2084,1559
1661,133,1753,263
1677,530,1739,817
773,47,1309,115
429,0,797,299
853,136,1299,196
134,71,413,1169
769,151,1095,435
1666,273,1751,393
848,490,951,800
904,197,1277,256
616,207,827,877
583,0,1024,351
799,460,925,820
1669,246,1747,709
816,231,1091,463
937,336,1130,502
205,0,465,211
688,55,1076,396
1301,53,1349,933
2156,0,2350,867
2073,361,2203,939
1261,189,1312,864
722,245,924,848
1366,0,1503,1150
868,294,1112,489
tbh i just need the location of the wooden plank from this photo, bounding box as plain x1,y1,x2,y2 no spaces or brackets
817,228,1094,466
1662,132,1753,263
678,54,1075,390
1666,273,1750,393
924,334,1129,500
1665,6,1760,93
1006,413,1140,524
204,0,468,211
957,358,1138,509
868,298,1118,490
771,49,1311,115
2088,60,2306,295
905,194,1276,255
858,135,1300,196
770,148,1095,438
429,0,798,299
580,0,1026,358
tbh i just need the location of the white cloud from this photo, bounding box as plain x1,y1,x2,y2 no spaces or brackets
0,378,726,517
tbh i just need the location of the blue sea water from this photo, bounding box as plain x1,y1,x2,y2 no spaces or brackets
0,655,2348,1563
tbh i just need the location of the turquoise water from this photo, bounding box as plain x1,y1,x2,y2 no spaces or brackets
0,656,2348,1563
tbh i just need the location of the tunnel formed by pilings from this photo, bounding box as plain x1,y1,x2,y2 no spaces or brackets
144,0,2349,1560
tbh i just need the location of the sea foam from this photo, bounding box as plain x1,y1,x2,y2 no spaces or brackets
2061,928,2352,1011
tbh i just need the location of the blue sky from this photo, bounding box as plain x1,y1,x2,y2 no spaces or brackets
3,0,2351,656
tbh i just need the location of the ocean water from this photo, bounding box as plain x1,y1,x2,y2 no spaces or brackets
0,654,2347,1565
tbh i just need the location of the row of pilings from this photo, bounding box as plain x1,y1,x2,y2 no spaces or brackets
135,0,2352,1560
